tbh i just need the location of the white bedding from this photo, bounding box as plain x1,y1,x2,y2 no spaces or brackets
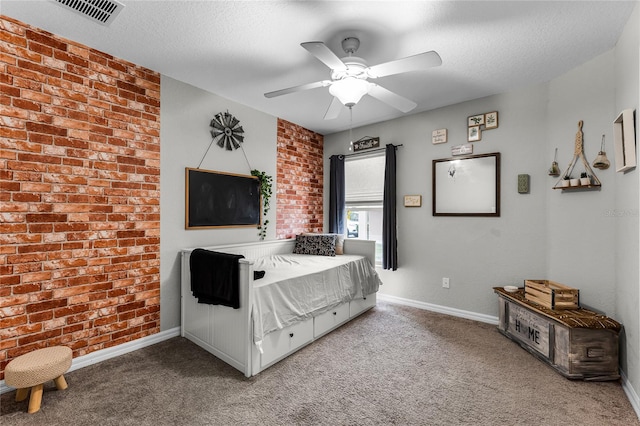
251,254,381,350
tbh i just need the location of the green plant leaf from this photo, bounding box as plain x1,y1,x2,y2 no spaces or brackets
251,169,273,241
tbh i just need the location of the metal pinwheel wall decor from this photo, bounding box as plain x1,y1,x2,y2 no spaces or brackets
210,111,245,150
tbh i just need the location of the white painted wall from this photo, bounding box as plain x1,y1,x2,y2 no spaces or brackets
546,50,617,315
325,84,550,316
613,2,640,404
159,76,277,330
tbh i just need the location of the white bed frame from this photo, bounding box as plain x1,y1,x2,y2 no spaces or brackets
180,238,378,377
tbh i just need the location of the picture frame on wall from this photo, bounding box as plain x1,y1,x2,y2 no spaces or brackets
485,111,499,129
403,195,422,207
432,128,448,144
468,126,481,142
613,108,636,172
468,114,484,126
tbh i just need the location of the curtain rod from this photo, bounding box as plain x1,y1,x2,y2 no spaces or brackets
341,144,403,158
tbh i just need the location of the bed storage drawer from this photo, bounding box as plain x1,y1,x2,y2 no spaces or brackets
350,292,376,317
314,303,349,338
260,319,313,368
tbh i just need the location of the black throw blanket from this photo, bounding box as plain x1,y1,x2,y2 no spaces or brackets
189,249,244,309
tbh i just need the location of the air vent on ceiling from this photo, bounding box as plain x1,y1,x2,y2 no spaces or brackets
51,0,125,26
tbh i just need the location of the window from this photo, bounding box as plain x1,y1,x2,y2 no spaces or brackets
345,152,384,264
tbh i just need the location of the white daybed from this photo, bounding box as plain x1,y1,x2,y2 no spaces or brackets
180,238,380,377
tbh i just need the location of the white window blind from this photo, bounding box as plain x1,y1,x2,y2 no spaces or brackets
345,153,385,207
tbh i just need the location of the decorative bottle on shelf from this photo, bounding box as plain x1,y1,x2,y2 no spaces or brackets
548,148,560,176
592,134,610,170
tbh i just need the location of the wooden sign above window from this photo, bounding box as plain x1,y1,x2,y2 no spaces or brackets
352,137,380,152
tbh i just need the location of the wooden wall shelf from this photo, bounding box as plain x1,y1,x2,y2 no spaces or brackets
553,121,602,191
552,184,601,191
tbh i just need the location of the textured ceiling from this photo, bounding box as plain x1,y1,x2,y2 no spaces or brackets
2,1,636,135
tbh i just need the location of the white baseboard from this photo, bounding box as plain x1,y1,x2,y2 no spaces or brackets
1,326,180,395
377,292,499,325
621,370,640,420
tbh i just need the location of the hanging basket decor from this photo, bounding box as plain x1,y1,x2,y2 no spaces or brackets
210,111,244,150
552,120,601,190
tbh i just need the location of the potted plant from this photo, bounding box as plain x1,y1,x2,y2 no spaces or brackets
251,169,273,240
580,172,591,186
569,175,580,186
561,175,571,187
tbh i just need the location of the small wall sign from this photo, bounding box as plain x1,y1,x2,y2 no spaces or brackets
403,195,422,207
432,128,448,144
451,143,473,156
352,137,380,152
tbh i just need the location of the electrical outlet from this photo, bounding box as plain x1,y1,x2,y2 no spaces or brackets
442,277,450,288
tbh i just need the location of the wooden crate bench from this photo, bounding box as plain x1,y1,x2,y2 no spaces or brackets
494,287,620,381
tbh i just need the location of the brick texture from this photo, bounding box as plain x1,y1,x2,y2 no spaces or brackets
276,118,323,239
0,17,160,379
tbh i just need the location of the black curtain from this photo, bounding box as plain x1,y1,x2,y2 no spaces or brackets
329,155,345,234
382,144,398,270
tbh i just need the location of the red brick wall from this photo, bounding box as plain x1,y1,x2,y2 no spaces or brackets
0,17,161,379
276,118,323,239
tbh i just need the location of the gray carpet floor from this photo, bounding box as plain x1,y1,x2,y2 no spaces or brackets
1,300,638,425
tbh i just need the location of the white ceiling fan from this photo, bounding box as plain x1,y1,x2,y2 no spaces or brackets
264,37,442,120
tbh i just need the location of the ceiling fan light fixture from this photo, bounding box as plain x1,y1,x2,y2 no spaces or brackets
329,77,370,107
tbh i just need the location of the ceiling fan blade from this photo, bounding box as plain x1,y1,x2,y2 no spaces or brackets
264,80,331,98
301,42,347,71
367,51,442,78
367,84,417,113
323,96,343,120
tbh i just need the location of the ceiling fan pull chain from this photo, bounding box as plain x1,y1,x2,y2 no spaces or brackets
349,106,354,150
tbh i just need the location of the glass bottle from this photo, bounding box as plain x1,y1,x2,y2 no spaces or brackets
548,148,560,176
